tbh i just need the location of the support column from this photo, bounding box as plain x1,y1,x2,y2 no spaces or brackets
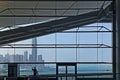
116,0,120,79
112,0,116,79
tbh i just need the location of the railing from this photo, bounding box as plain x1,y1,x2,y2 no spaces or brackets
1,73,113,80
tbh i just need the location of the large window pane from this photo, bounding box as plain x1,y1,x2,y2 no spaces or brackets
77,48,112,62
77,64,112,74
57,48,76,62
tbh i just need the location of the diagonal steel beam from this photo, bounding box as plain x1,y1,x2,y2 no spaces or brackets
0,11,99,45
0,11,99,38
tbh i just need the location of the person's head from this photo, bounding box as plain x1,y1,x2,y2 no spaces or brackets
32,66,36,69
34,67,36,69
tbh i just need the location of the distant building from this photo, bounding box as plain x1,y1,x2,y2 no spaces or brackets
31,38,37,62
38,55,44,68
4,53,10,62
24,51,28,62
0,54,3,62
38,55,44,62
9,55,14,62
29,54,33,62
14,54,23,62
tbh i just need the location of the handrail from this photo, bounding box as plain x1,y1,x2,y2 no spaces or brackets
3,73,113,80
0,62,112,64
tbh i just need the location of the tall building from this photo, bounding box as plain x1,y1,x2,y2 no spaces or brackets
24,51,28,62
32,38,37,62
29,54,33,62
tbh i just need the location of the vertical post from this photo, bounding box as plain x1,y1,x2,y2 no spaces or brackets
66,66,67,80
75,63,77,80
112,0,116,79
116,0,120,79
56,63,58,80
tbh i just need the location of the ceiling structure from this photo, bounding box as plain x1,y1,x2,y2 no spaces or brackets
0,1,112,45
0,1,111,28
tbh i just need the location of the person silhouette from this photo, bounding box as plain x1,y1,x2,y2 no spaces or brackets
32,67,38,76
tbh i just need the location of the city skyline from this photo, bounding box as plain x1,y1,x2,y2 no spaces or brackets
0,37,44,62
0,52,44,62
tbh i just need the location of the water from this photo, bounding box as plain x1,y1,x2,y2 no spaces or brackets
20,64,112,76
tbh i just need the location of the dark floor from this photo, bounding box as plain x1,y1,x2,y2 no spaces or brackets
3,77,114,80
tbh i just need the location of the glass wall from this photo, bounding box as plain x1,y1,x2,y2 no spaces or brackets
0,22,112,78
0,1,113,78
